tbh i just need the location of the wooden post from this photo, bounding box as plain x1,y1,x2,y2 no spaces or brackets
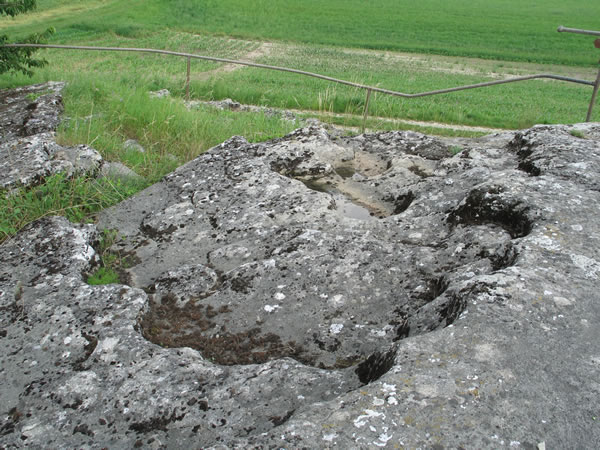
186,56,191,101
361,88,372,133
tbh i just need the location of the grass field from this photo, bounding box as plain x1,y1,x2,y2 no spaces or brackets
1,0,599,242
5,0,600,66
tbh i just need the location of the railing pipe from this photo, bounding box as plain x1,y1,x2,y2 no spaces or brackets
3,43,595,98
586,65,600,122
361,88,372,132
557,26,600,38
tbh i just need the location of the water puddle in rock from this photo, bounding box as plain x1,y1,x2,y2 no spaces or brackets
294,150,397,220
335,166,357,179
300,178,379,220
332,193,375,221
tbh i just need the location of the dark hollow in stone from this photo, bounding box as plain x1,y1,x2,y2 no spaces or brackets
387,191,415,215
447,187,533,238
517,160,541,176
355,349,397,384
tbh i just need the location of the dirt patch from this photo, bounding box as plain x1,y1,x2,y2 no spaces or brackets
139,294,309,366
194,41,277,81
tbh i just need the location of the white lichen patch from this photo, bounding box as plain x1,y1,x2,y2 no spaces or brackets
570,253,600,280
353,409,384,428
96,337,120,361
553,296,573,306
328,294,345,308
329,323,344,334
323,433,337,442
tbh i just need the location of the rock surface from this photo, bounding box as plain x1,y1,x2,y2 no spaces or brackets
187,98,299,122
0,81,65,144
1,91,600,448
0,82,138,190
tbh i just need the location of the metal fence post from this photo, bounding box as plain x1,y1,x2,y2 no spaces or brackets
586,62,600,122
362,88,372,133
186,56,191,101
586,38,600,122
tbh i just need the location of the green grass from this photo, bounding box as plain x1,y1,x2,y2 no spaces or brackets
86,229,124,285
4,0,600,66
1,0,599,244
0,174,141,242
570,129,586,138
2,0,598,130
162,0,600,67
197,43,598,128
87,266,120,285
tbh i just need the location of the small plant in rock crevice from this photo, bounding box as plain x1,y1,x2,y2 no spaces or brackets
570,129,586,139
450,145,463,155
87,228,137,285
25,90,50,102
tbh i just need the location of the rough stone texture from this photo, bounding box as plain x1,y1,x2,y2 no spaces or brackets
0,82,105,190
187,98,299,122
0,83,154,191
99,162,143,184
1,121,600,449
0,81,65,144
149,89,171,99
0,132,103,189
123,139,146,153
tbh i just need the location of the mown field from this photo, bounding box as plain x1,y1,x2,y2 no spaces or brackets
1,0,599,241
6,0,600,66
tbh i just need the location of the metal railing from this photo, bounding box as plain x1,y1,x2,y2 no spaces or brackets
4,25,600,129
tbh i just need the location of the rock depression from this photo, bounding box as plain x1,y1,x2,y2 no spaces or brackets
1,85,600,448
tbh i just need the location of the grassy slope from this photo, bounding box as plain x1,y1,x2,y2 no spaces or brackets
165,0,600,66
2,0,597,129
198,44,598,129
5,0,600,66
1,0,599,241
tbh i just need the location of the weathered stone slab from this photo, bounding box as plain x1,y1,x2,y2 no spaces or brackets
0,82,146,190
0,81,65,144
0,132,103,189
1,122,600,449
0,82,106,190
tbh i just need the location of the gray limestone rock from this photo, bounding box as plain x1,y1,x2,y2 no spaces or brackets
0,82,104,190
149,89,171,99
0,81,65,144
99,161,144,184
0,132,103,189
1,122,600,449
187,98,300,122
123,139,145,153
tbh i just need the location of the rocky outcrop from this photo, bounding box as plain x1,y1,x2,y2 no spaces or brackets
1,87,600,447
0,82,104,190
0,81,65,143
187,97,299,122
0,82,142,190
